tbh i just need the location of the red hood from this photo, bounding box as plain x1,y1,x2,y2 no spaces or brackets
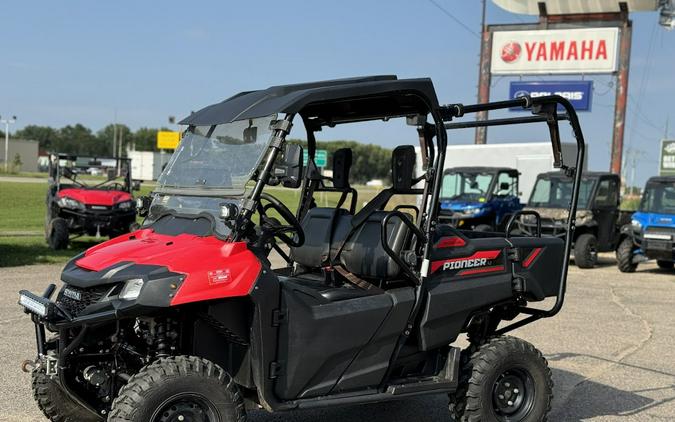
76,229,261,303
58,188,132,206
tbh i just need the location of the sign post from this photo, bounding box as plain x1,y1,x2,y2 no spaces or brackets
659,140,675,176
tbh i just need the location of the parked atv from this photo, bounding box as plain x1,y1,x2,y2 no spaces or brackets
439,166,523,232
19,77,585,422
518,171,629,268
45,153,141,249
617,176,675,272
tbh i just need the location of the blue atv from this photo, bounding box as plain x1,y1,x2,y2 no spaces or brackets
617,176,675,272
438,167,523,232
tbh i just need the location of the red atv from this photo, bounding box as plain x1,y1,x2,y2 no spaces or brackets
45,153,141,249
20,77,585,422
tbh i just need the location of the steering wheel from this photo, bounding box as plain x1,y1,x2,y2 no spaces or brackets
107,182,125,191
257,192,305,248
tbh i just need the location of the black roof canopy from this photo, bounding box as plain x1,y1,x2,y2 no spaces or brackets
179,76,441,127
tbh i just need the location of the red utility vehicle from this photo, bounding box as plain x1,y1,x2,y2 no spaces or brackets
45,153,140,249
20,77,585,422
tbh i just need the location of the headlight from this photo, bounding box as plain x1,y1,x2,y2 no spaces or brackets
631,219,642,230
119,279,144,300
58,197,85,210
461,207,482,217
117,200,133,210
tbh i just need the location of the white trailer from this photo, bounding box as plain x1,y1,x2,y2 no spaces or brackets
127,150,169,181
416,142,585,203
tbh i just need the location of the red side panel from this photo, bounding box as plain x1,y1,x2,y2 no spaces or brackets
76,230,261,305
58,188,132,206
436,236,467,248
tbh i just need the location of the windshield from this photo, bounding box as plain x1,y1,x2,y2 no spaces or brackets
529,177,595,209
441,172,494,202
56,158,130,191
156,115,277,196
640,183,675,214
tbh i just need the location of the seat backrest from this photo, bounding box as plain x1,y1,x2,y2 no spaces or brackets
340,211,412,280
290,207,350,269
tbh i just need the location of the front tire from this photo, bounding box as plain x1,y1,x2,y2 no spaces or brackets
109,356,245,422
48,218,69,250
574,233,598,269
656,260,674,270
450,336,553,422
32,368,101,422
616,237,638,273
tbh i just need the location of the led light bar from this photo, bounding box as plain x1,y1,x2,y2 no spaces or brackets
19,291,49,317
644,233,673,240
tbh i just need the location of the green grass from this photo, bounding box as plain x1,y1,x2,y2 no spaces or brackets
0,180,416,267
0,182,48,232
0,236,100,267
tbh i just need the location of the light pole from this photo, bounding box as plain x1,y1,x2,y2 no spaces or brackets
1,115,17,172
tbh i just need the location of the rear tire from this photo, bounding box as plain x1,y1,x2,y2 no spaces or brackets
474,224,493,232
32,368,101,422
574,233,598,269
656,260,674,270
616,237,638,273
48,218,69,250
109,355,245,422
449,336,553,422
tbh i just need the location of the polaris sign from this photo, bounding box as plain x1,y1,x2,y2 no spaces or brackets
509,81,593,112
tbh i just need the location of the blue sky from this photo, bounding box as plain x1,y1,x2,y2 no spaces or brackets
1,1,673,185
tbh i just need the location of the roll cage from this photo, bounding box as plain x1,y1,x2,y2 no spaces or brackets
181,76,586,332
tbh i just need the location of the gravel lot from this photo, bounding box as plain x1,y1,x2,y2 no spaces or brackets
1,254,673,421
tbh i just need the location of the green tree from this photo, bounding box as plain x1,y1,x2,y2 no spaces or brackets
56,124,98,155
97,124,132,156
132,127,165,151
288,139,393,184
14,125,59,151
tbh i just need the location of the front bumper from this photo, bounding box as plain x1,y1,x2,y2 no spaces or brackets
632,233,675,261
61,208,136,233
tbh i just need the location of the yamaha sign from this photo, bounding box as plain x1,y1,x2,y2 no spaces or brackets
491,28,619,75
509,81,593,111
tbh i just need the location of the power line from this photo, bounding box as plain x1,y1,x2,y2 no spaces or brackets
427,0,481,39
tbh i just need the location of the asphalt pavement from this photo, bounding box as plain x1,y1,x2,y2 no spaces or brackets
1,254,674,421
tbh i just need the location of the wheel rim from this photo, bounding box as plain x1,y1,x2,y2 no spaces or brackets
589,242,598,262
491,367,536,421
152,393,219,422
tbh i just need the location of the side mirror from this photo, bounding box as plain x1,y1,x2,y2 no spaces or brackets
271,144,304,189
132,180,142,191
135,196,152,217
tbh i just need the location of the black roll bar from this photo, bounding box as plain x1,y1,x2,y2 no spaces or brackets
438,95,586,327
381,211,426,284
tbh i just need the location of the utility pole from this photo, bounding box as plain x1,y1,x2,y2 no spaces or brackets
475,0,491,144
1,115,17,172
